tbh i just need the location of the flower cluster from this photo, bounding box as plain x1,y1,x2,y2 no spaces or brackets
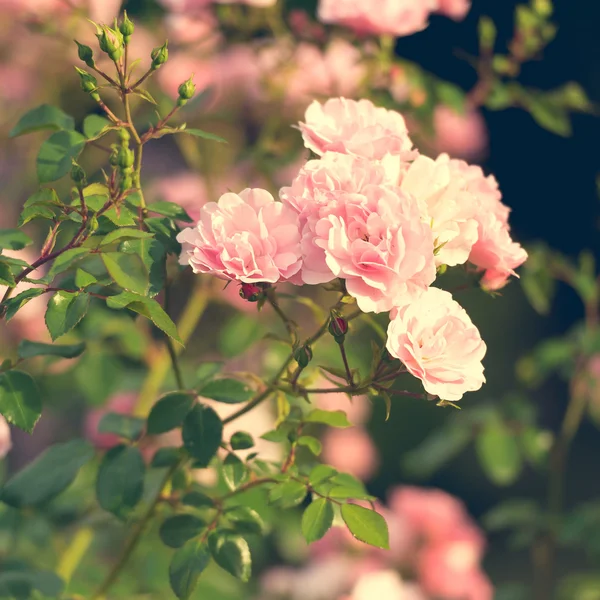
178,97,527,400
260,485,492,600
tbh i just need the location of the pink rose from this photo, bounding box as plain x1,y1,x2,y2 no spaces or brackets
281,153,436,312
446,157,527,289
177,188,302,285
317,0,437,37
0,415,12,459
350,570,428,600
417,531,492,600
85,392,137,449
436,0,471,20
386,287,486,400
433,105,488,162
398,154,479,267
159,0,275,8
321,427,379,481
299,98,416,161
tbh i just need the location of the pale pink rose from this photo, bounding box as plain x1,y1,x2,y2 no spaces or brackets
417,531,492,600
299,98,416,161
281,152,436,311
398,154,479,267
177,188,302,285
350,570,427,600
436,0,471,20
387,287,486,400
389,486,473,543
151,172,209,223
446,157,527,289
433,106,488,162
321,427,379,481
317,0,437,37
85,392,137,449
0,415,12,459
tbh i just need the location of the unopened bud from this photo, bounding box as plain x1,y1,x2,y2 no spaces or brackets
75,67,99,97
294,345,313,369
98,26,124,62
70,162,87,187
239,283,262,302
151,41,169,70
116,146,135,169
109,145,119,166
119,11,135,43
75,40,95,68
118,127,130,143
328,315,348,343
178,76,196,101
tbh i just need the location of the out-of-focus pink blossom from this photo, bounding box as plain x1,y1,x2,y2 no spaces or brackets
85,392,137,449
417,530,491,600
177,188,303,285
398,154,479,267
299,98,416,161
0,65,34,103
433,106,488,162
86,0,123,22
151,172,209,223
164,12,220,46
436,0,471,20
350,570,428,600
159,0,276,9
317,0,437,37
387,287,486,400
444,156,527,289
0,416,12,459
321,427,379,481
157,53,215,100
0,0,64,14
281,152,435,312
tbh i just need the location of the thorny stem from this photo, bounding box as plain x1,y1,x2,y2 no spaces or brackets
338,341,354,387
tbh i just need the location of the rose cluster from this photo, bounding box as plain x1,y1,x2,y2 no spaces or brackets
178,97,527,401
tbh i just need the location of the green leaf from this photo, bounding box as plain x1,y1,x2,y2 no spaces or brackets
144,216,181,255
133,88,158,105
151,447,182,468
268,480,307,508
0,439,93,507
195,362,224,386
18,203,56,226
18,339,86,360
47,247,90,280
0,371,42,433
169,539,211,600
45,291,90,340
99,228,154,246
83,114,112,140
209,533,251,582
223,454,247,490
226,507,266,536
149,201,193,223
10,104,74,137
98,412,145,441
483,499,540,532
37,130,86,183
199,379,253,404
160,515,206,548
476,419,523,486
147,392,196,435
309,464,338,487
297,435,322,456
478,15,497,51
106,292,182,344
182,404,223,467
0,262,16,287
230,431,254,451
0,568,64,599
340,504,389,550
2,289,45,323
75,268,98,288
120,237,166,298
219,313,264,358
74,349,122,406
102,252,148,295
182,490,214,508
0,229,33,251
96,444,145,519
305,409,352,428
182,128,228,143
302,498,334,543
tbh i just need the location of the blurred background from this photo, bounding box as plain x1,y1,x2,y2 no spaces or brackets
1,0,599,598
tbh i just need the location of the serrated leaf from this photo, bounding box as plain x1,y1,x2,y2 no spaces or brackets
2,289,45,322
133,88,158,105
0,439,93,507
96,444,145,519
226,507,266,535
309,464,338,487
47,247,90,280
302,498,334,543
268,480,307,508
149,201,193,222
0,229,33,251
75,268,98,288
83,114,113,140
305,409,352,428
18,203,56,226
340,504,389,549
45,291,90,340
0,371,42,433
17,339,86,360
160,515,206,548
147,392,196,435
120,237,166,298
223,454,247,490
10,104,74,137
169,539,211,600
37,130,86,183
199,379,254,404
209,533,251,582
182,404,223,467
102,252,149,295
98,412,145,441
99,228,154,246
0,263,16,287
